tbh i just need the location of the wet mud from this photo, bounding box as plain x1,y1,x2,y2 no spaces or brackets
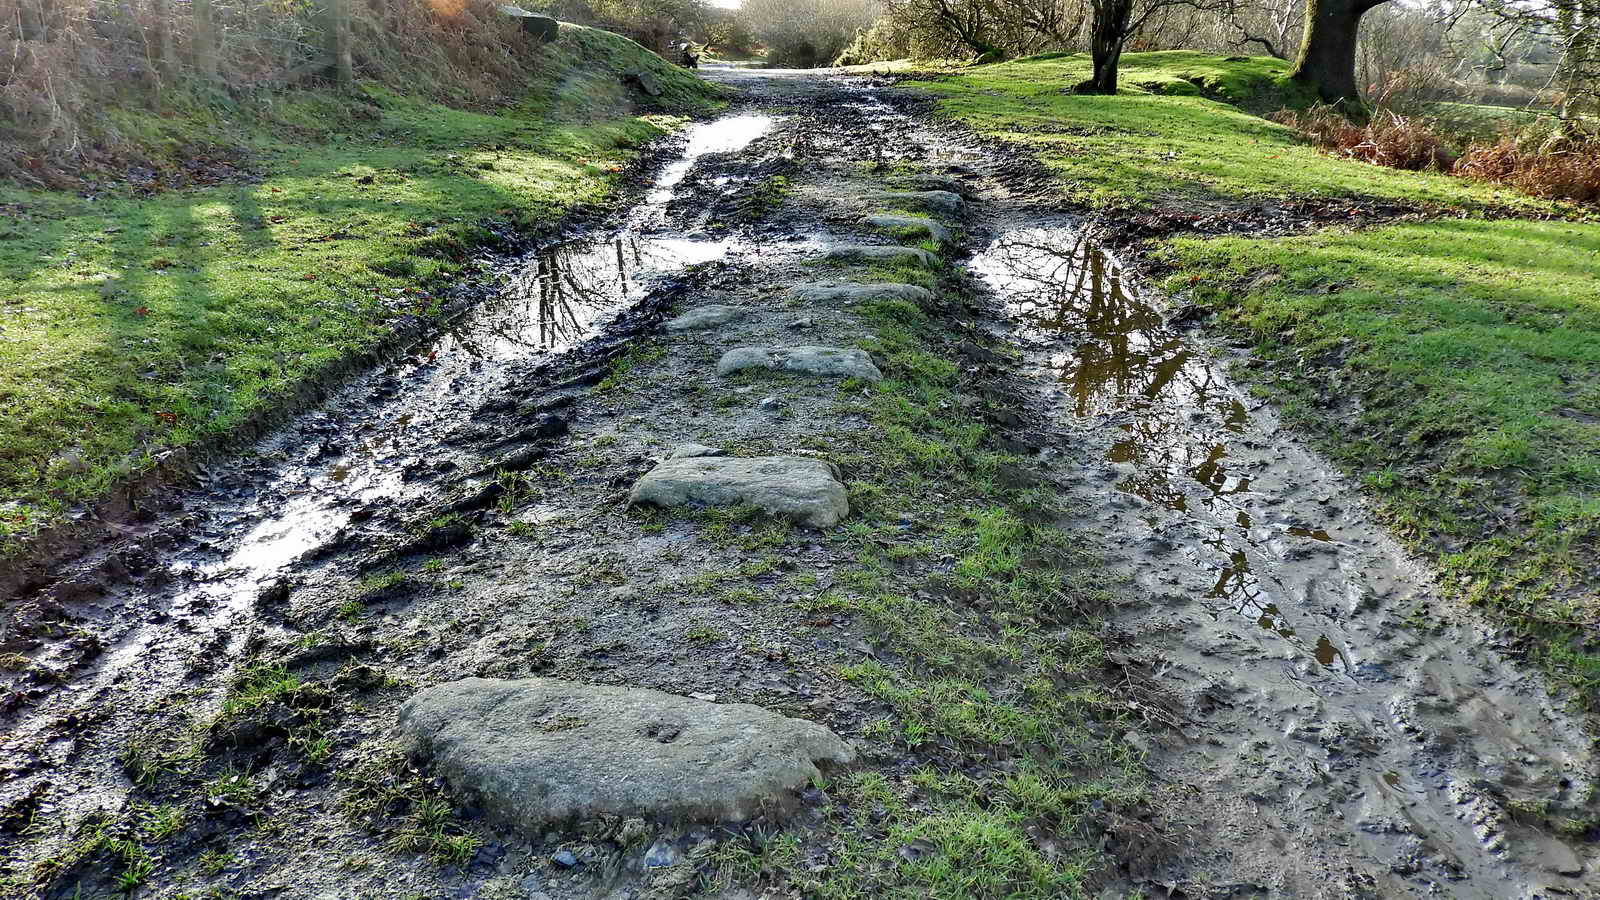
2,64,1595,900
972,222,1597,897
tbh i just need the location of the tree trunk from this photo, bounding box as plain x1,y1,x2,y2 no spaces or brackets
1084,0,1132,94
1288,0,1389,108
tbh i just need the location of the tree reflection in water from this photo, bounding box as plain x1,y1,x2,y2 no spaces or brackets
434,235,730,362
971,226,1288,629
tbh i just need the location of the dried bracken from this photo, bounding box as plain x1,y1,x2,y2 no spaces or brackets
1274,103,1600,204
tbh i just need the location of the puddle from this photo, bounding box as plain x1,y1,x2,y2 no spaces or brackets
645,113,775,209
971,226,1336,662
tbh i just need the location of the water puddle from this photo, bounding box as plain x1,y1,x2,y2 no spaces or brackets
972,226,1344,670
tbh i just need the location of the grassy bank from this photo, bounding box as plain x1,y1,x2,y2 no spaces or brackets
0,25,721,554
914,53,1600,700
916,51,1554,212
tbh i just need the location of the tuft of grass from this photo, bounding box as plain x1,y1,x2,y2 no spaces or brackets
339,749,482,865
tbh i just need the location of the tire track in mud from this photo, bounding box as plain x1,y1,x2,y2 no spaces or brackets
965,218,1598,896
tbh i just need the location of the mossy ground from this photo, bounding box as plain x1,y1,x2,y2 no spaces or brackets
920,52,1600,701
0,24,723,554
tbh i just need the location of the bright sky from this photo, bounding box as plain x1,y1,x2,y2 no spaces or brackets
709,0,741,7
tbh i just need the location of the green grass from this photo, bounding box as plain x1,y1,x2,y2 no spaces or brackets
911,51,1551,211
0,24,721,553
1169,219,1600,693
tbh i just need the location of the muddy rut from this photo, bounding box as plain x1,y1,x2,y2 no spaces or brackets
1,67,1594,899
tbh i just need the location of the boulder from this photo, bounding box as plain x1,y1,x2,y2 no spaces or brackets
864,213,950,244
496,5,559,42
396,678,854,831
867,190,965,213
623,70,663,97
789,282,933,305
665,305,742,332
823,244,938,268
897,174,967,196
716,346,882,382
629,456,848,527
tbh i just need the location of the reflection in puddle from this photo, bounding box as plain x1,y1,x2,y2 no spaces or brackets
973,226,1341,669
647,113,775,209
432,235,735,361
92,112,778,687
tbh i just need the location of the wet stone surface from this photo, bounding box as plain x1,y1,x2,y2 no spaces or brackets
788,281,934,305
864,213,951,243
821,243,938,267
715,345,883,381
866,189,965,214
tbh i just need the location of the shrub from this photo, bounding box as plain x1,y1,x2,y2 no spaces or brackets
1274,104,1600,204
1270,105,1456,171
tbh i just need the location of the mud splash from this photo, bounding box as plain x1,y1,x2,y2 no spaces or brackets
974,222,1597,897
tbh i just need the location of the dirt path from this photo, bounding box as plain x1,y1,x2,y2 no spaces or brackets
1,68,1594,900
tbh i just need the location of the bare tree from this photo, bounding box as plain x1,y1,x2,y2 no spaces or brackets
1079,0,1228,93
874,0,1087,61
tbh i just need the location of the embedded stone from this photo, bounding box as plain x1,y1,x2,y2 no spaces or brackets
867,189,965,213
716,346,882,382
396,678,855,832
897,174,967,195
789,282,933,305
667,443,725,460
665,305,743,332
865,213,950,244
823,244,938,268
629,456,848,527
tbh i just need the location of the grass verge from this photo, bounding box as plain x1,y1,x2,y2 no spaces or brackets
0,24,722,555
910,51,1560,212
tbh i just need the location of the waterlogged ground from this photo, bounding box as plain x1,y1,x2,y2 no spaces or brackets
1,68,1595,900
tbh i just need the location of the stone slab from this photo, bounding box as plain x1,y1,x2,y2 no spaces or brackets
629,456,848,527
397,677,855,831
789,282,933,305
864,213,950,244
716,346,882,382
823,244,938,268
665,305,743,332
867,189,965,213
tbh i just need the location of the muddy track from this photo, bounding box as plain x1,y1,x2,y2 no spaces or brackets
1,67,1595,900
965,218,1598,896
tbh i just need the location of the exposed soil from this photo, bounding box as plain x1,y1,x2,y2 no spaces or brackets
1,67,1595,900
